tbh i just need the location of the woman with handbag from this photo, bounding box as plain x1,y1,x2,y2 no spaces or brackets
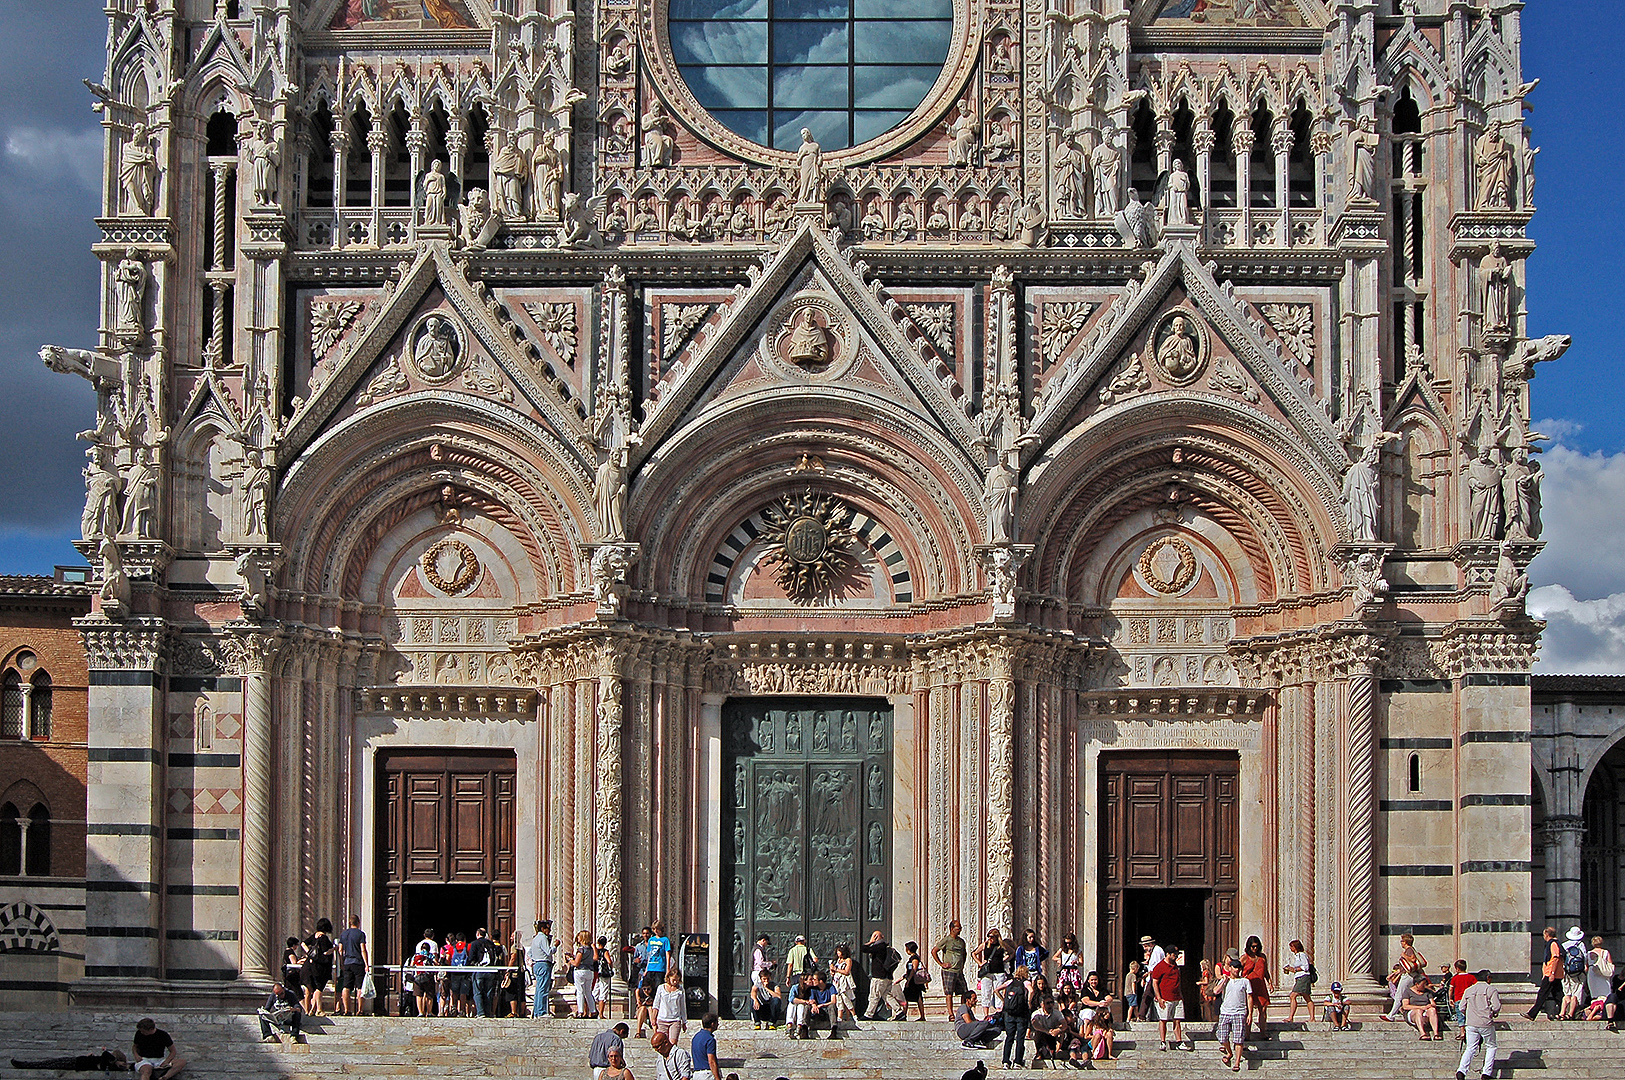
1588,936,1615,1013
902,941,930,1021
972,928,1008,1020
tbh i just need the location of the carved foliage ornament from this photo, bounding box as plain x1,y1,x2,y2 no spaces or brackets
760,489,856,604
1137,536,1199,596
421,538,481,596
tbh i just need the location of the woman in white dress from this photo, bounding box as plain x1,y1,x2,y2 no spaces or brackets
1588,935,1616,1008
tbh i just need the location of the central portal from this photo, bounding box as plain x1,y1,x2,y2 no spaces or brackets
720,697,892,1018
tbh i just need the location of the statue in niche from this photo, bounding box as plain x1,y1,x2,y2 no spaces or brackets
114,252,148,341
983,449,1018,544
867,764,884,809
491,132,529,220
1162,158,1192,227
421,160,449,226
785,712,802,752
1475,123,1516,209
757,716,774,754
867,715,883,753
1465,444,1504,540
734,761,746,808
1053,131,1086,218
795,128,822,204
1502,447,1542,539
733,931,745,972
82,448,123,541
867,821,883,865
120,121,158,216
412,315,461,380
867,876,883,922
530,134,565,221
1347,114,1380,205
733,818,745,865
1090,123,1123,217
985,116,1016,162
641,100,675,168
840,710,856,752
121,446,158,538
593,443,630,540
812,711,829,752
732,876,744,919
947,107,978,166
989,36,1017,74
244,119,280,207
1480,242,1513,331
1341,443,1381,543
1014,194,1046,248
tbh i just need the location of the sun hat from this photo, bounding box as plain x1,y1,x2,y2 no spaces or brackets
1565,926,1585,942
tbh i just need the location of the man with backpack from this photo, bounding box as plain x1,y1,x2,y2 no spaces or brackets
1558,927,1590,1020
861,930,905,1020
470,928,502,1018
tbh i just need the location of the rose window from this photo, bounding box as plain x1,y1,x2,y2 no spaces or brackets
669,0,954,152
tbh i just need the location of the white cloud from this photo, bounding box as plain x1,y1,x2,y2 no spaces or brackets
1531,416,1584,443
3,124,101,192
1527,443,1625,598
1530,585,1625,674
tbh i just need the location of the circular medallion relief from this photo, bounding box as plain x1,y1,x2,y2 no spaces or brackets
767,296,854,379
784,516,828,564
1137,536,1199,596
421,538,481,596
407,313,466,384
664,0,957,156
1150,309,1207,386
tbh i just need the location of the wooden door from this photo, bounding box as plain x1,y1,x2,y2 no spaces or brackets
378,751,516,965
1099,752,1239,992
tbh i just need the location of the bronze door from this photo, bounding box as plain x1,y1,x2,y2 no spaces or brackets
1100,751,1239,1009
378,750,516,966
720,698,891,1018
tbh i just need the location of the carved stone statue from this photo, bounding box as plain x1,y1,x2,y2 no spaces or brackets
530,134,564,221
795,128,822,204
1346,550,1389,611
421,160,448,226
1053,131,1086,218
1162,158,1192,227
1090,124,1123,218
983,450,1018,544
459,188,502,251
1502,447,1542,540
120,121,158,216
594,444,630,540
1014,194,1046,249
82,449,122,541
244,120,280,207
1491,540,1530,614
560,192,603,248
98,537,129,612
1480,241,1513,331
114,252,148,341
1465,444,1504,540
491,132,529,220
1114,190,1157,249
121,447,158,538
640,100,675,168
985,116,1016,162
1348,114,1380,205
1341,443,1381,542
240,448,270,537
591,543,635,615
1475,123,1516,209
785,307,830,367
948,107,978,166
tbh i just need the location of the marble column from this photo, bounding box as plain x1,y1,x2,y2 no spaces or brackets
1342,653,1378,981
986,642,1015,934
595,651,625,953
229,625,281,986
1541,817,1585,929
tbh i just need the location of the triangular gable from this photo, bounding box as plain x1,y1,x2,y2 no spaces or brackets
174,369,247,439
1384,364,1451,438
182,18,255,91
1027,242,1344,472
109,14,170,104
280,243,589,465
633,223,979,464
1377,9,1451,100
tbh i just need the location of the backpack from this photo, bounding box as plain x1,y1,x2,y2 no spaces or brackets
1306,961,1318,986
1564,942,1587,976
450,942,469,967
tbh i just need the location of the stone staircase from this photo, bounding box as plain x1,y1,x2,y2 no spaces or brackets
0,1011,1620,1079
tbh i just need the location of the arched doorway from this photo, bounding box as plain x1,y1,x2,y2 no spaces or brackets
1581,742,1624,937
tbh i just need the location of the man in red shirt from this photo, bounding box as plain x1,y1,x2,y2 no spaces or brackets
1150,947,1194,1052
1448,960,1477,1040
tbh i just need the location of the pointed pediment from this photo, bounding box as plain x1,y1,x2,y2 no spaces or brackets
633,223,979,464
182,18,255,90
280,244,590,467
174,369,246,439
1385,364,1451,437
1028,243,1343,473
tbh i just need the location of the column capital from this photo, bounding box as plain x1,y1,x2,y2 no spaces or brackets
221,621,284,675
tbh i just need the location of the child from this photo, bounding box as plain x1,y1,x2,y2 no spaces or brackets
1217,957,1250,1072
1449,960,1476,1040
1122,960,1140,1021
1324,981,1349,1030
1087,1006,1115,1061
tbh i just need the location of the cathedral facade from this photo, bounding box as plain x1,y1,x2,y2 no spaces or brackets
36,0,1557,1010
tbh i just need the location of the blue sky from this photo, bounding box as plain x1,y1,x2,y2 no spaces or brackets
0,2,1622,664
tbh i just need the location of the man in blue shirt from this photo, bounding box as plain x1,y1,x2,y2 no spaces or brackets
528,920,556,1019
587,1022,628,1080
335,915,369,1016
643,920,673,997
690,1013,720,1080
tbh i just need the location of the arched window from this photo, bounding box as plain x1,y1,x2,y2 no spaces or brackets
1249,101,1275,208
25,804,49,877
0,673,21,738
1210,101,1236,208
1409,753,1422,793
29,671,50,740
0,802,18,876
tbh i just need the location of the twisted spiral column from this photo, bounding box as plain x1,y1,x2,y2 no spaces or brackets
231,628,281,986
985,642,1015,934
1343,659,1378,980
594,655,624,954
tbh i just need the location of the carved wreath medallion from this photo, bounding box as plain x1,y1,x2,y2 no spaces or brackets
1137,536,1199,596
421,538,481,596
1149,309,1207,387
406,313,466,384
760,490,856,604
766,295,854,381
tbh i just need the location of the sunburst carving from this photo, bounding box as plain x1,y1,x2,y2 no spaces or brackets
759,489,857,604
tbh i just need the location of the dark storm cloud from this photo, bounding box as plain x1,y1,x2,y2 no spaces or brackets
0,2,109,560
